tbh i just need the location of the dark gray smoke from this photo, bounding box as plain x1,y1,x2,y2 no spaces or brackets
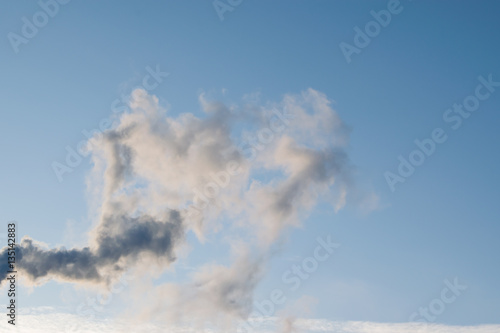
0,210,183,286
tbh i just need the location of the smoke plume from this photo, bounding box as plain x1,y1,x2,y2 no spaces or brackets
1,88,374,326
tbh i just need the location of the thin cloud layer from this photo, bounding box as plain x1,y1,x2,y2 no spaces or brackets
0,310,498,333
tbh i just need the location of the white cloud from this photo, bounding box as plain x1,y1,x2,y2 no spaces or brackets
0,310,498,333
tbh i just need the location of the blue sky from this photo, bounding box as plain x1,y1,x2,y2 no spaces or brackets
1,1,500,332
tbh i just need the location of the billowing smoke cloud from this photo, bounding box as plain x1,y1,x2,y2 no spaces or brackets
0,88,375,327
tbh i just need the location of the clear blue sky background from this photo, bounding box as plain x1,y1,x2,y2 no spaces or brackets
1,0,499,326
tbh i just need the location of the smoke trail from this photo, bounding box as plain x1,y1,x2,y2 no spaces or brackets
1,88,376,327
0,211,183,285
